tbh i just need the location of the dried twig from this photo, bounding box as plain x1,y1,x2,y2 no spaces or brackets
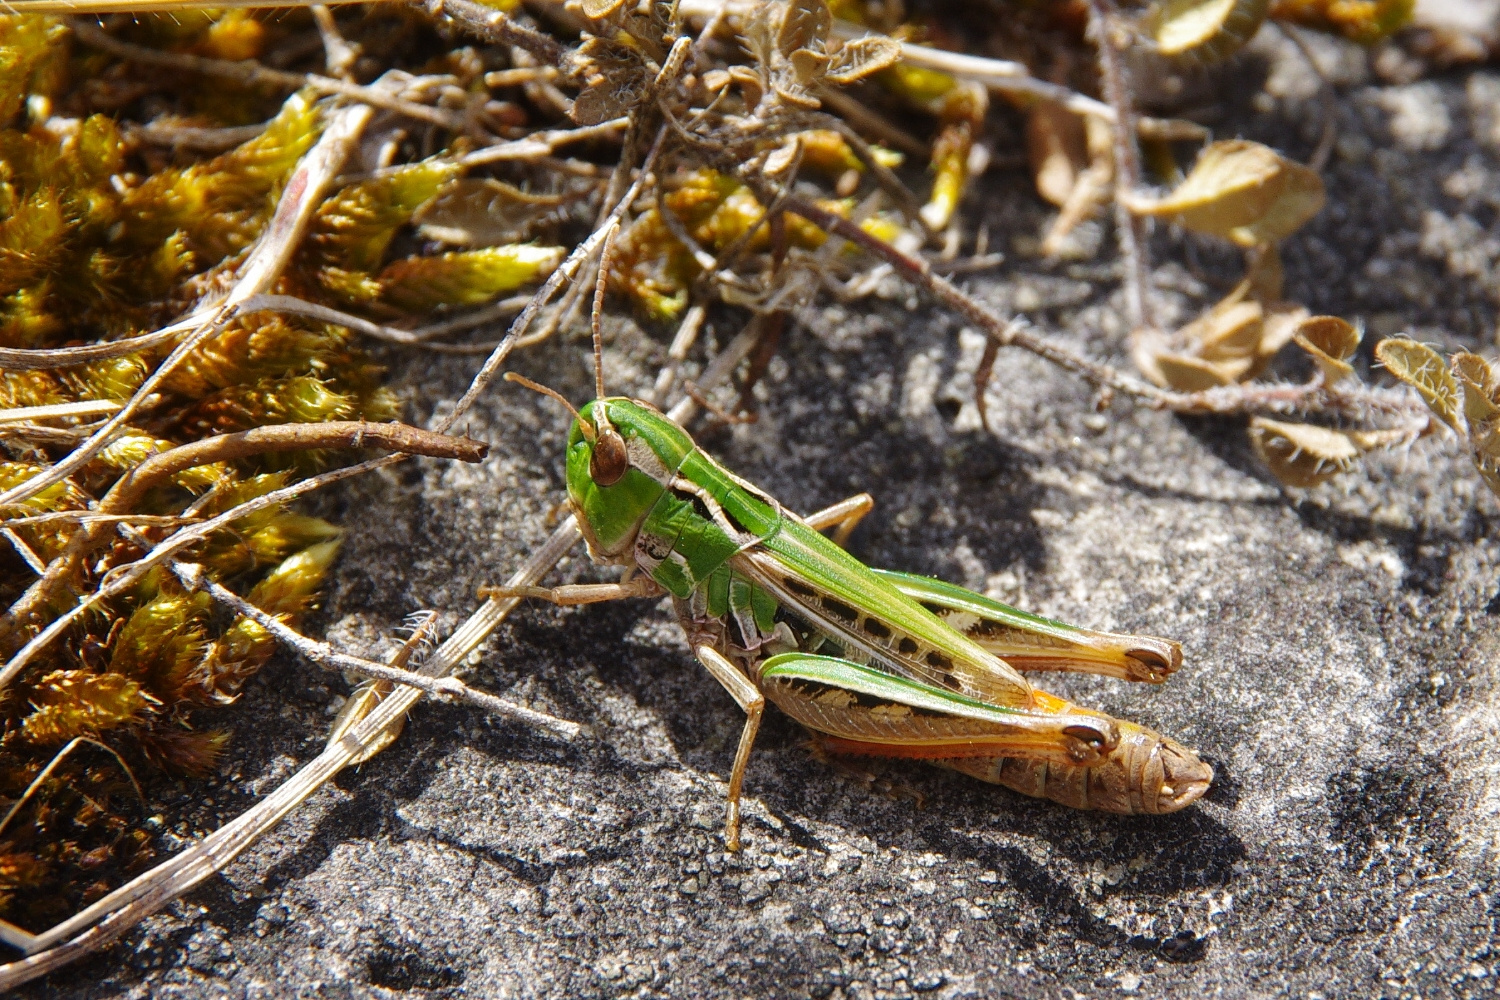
130,119,270,152
457,119,630,167
0,315,201,372
240,294,501,354
97,422,487,517
69,20,465,130
0,422,485,689
171,562,581,739
812,86,929,158
2,512,199,530
416,0,570,68
781,193,1429,424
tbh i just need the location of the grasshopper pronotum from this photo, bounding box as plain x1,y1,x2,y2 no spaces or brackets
490,375,1213,851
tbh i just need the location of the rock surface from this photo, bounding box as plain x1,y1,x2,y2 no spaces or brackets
26,35,1500,1000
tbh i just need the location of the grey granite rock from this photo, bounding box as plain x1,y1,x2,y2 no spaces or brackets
25,38,1500,1000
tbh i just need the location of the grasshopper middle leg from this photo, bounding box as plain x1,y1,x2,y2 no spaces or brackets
694,644,765,852
801,492,874,548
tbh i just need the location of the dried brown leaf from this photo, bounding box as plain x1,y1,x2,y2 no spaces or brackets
1191,299,1265,362
1257,304,1310,361
1148,0,1271,60
580,0,629,18
1453,353,1500,463
1154,351,1247,390
823,36,902,85
789,48,830,86
1250,418,1358,486
1375,337,1463,432
779,0,832,60
1293,315,1360,384
1121,140,1325,246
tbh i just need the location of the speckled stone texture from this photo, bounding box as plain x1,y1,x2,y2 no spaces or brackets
24,32,1500,1000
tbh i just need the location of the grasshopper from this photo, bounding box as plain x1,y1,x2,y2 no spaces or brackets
491,379,1213,850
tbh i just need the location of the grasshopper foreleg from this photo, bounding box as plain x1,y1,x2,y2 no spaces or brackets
694,644,765,853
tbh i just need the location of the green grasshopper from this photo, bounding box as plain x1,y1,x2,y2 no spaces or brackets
492,380,1213,850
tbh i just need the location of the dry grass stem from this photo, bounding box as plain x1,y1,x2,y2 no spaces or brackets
0,400,123,422
170,563,582,739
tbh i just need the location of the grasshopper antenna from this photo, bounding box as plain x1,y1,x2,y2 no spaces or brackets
503,373,594,443
584,219,628,486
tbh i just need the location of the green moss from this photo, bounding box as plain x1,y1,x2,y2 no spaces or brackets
0,13,453,932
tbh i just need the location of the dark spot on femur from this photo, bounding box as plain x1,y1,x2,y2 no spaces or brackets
897,637,919,656
784,578,817,599
862,617,892,639
942,672,960,690
822,597,858,622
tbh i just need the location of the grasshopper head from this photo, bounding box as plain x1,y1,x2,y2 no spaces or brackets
566,397,695,560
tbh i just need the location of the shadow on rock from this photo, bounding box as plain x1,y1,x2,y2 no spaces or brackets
927,826,1227,964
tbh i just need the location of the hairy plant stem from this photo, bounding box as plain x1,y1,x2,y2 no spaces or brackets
1086,0,1154,332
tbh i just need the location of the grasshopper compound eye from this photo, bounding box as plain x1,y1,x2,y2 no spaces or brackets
589,418,628,487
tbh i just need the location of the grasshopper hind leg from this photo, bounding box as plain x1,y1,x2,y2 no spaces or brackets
693,645,765,852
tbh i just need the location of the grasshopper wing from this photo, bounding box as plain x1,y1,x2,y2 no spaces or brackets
872,570,1182,683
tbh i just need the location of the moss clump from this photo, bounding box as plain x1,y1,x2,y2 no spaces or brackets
0,12,558,931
